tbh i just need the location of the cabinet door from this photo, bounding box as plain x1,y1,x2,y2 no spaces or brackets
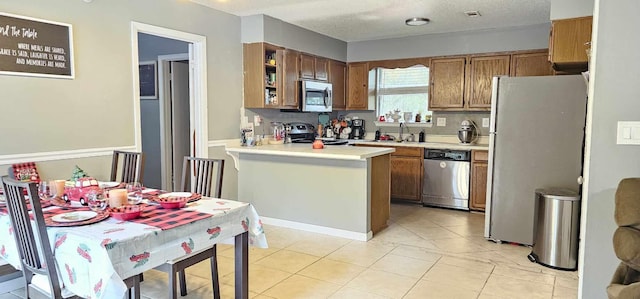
429,57,466,110
280,49,300,109
511,52,554,77
470,162,488,211
390,156,423,201
550,17,592,64
347,62,369,110
299,54,315,80
315,57,329,81
466,55,510,109
329,60,346,110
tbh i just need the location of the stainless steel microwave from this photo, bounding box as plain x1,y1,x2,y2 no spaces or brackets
300,80,332,112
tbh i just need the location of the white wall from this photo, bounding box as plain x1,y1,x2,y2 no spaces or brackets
0,0,242,190
241,14,347,61
240,14,264,44
551,0,594,20
580,0,640,297
347,23,550,62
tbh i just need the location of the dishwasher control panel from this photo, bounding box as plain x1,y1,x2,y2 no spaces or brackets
424,149,470,161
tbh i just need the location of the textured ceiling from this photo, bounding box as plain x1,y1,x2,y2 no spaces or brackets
191,0,551,42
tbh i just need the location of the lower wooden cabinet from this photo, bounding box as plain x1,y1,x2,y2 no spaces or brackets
470,150,488,211
390,156,423,202
357,144,423,202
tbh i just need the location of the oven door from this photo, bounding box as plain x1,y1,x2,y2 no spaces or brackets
301,81,332,112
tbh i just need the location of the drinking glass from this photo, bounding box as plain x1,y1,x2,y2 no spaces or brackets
126,182,143,205
87,191,108,212
38,181,55,201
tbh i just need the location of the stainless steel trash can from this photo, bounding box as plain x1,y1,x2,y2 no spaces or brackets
527,188,580,271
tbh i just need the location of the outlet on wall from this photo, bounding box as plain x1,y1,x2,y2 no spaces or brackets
436,117,446,127
482,118,490,128
254,115,262,126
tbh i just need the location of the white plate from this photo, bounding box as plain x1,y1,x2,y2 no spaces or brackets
0,195,5,207
99,181,120,188
51,211,98,223
158,192,192,198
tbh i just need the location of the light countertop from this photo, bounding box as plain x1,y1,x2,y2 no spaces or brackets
350,140,489,151
226,143,395,161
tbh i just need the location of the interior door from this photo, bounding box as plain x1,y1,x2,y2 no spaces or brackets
170,61,190,191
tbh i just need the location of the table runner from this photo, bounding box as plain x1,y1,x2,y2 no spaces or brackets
128,205,212,230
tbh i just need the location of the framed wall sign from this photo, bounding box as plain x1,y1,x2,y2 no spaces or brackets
139,60,157,99
0,12,74,79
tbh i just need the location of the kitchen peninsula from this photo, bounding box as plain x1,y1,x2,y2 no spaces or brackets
226,143,394,241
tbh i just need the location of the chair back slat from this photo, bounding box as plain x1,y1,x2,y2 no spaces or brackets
181,157,224,198
1,176,64,297
111,150,145,183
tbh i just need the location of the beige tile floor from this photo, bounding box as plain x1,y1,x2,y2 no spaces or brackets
1,203,578,299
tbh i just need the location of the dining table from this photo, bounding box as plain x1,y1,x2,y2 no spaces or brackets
0,188,268,299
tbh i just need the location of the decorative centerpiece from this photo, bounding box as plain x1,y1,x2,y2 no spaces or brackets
70,165,90,181
388,109,402,122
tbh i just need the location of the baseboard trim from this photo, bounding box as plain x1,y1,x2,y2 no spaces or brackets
260,216,372,241
0,146,137,165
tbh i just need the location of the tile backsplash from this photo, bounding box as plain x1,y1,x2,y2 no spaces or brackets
244,108,490,138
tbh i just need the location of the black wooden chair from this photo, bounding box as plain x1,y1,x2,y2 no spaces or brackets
156,157,225,299
110,150,145,183
0,176,141,298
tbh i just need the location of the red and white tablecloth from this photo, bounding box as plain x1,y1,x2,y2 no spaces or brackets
0,198,267,299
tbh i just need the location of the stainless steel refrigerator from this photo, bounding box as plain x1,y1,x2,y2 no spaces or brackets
484,75,587,246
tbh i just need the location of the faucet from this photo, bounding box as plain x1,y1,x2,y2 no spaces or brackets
399,122,404,141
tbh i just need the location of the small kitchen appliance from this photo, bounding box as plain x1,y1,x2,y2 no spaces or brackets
350,119,366,139
288,122,315,142
458,119,478,144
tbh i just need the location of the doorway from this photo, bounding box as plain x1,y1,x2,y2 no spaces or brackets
131,22,208,190
159,56,190,191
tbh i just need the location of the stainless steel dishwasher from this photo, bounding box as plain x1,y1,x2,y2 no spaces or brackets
422,149,471,210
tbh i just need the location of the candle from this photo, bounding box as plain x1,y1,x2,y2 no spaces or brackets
53,180,66,198
108,189,127,208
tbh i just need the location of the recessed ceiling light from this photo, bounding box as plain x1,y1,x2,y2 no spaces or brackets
464,11,481,17
405,17,430,26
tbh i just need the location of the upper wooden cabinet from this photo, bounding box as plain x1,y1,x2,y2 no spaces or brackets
511,51,554,77
431,52,549,111
429,57,466,110
549,16,592,71
315,57,328,81
243,42,283,108
347,62,369,110
300,54,328,81
466,55,510,110
279,49,300,109
329,60,346,110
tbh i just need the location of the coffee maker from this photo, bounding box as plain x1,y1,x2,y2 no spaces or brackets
350,119,366,139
